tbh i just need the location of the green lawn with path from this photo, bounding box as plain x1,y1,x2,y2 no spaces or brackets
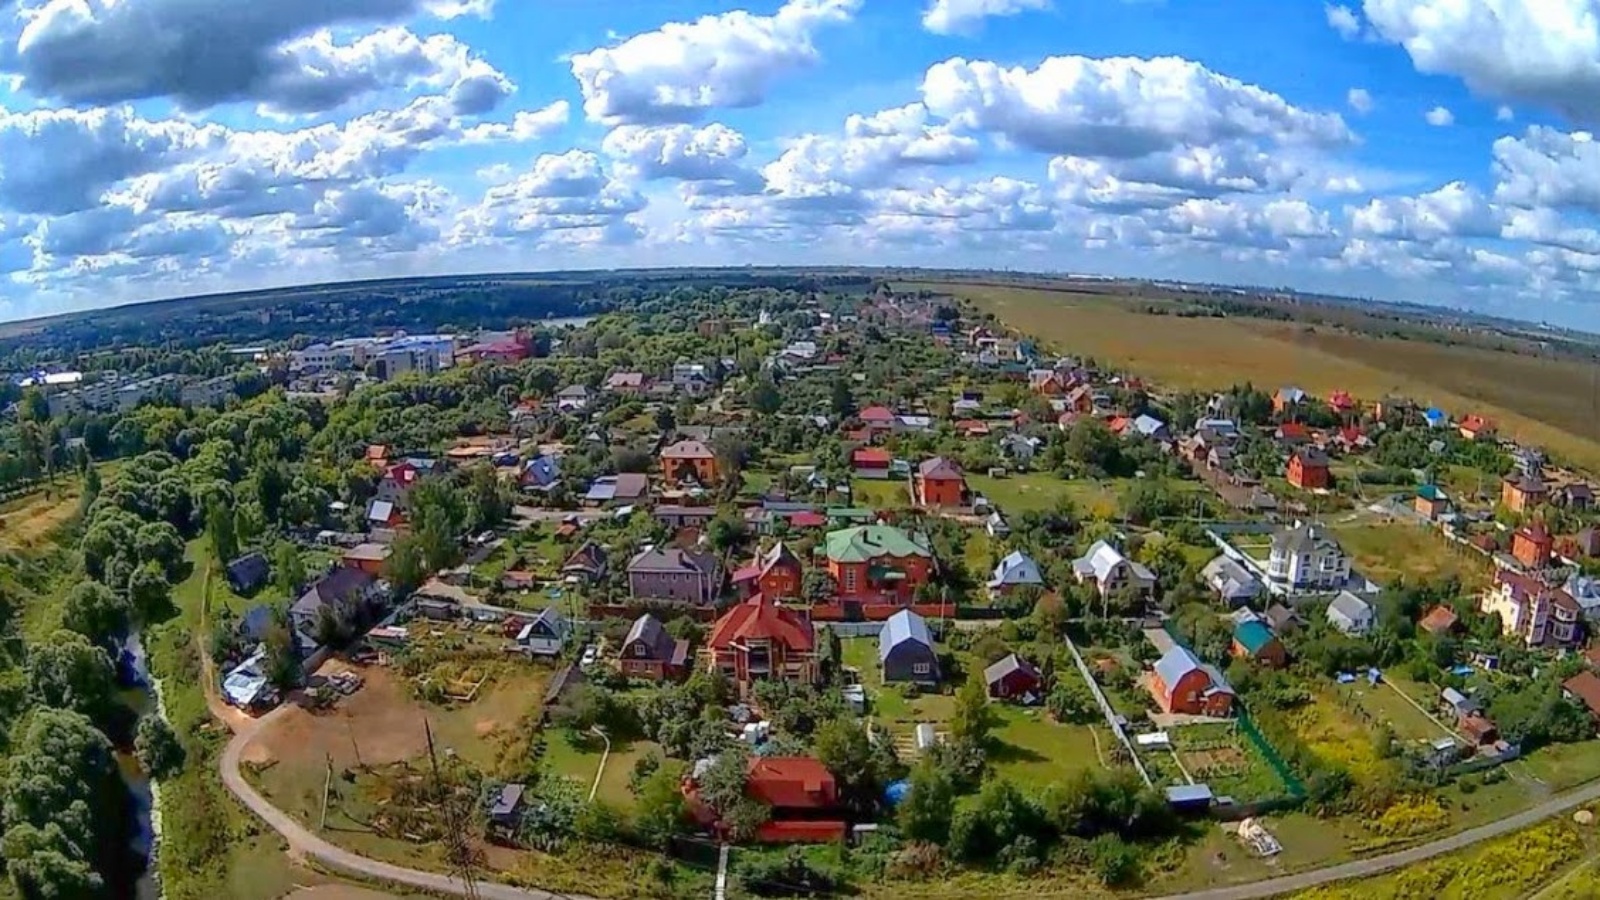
989,704,1104,787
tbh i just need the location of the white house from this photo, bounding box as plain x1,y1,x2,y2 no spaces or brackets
1266,522,1351,593
1326,591,1375,636
988,551,1045,595
1072,540,1156,598
517,607,570,657
1202,555,1261,605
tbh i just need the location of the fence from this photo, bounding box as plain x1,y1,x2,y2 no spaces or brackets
808,601,958,622
1061,631,1151,787
1235,705,1308,799
821,621,887,639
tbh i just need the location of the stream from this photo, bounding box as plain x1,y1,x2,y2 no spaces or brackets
115,629,160,900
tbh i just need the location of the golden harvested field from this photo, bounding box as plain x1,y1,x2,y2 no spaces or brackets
1331,523,1493,590
928,282,1600,472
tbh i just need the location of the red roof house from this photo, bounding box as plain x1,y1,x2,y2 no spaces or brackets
730,757,847,843
858,406,896,431
731,542,803,600
707,594,819,697
1328,390,1356,415
1275,422,1310,445
1512,521,1555,568
1287,448,1331,490
851,446,893,477
1460,414,1497,441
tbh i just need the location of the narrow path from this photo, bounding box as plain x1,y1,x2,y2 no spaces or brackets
220,711,596,900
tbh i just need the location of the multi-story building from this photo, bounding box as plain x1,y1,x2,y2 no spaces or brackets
627,545,723,606
732,542,803,600
1265,522,1351,592
705,593,818,697
1480,569,1581,648
823,525,934,603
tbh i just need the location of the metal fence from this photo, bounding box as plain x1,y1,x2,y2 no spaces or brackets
1062,632,1152,787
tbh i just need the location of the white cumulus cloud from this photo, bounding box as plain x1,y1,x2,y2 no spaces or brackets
922,0,1051,36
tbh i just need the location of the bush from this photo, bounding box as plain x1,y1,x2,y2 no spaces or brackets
736,848,842,897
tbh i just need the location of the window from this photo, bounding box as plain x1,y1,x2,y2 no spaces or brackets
912,662,931,675
844,568,857,591
633,643,648,658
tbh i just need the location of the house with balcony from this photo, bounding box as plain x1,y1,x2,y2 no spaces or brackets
706,594,819,698
1072,540,1156,599
1265,522,1351,593
1481,569,1582,648
661,439,718,486
823,524,934,603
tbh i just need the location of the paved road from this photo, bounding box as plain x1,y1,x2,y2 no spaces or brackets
219,707,598,900
1152,777,1600,900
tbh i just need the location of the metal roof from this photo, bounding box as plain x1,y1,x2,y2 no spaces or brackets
878,609,933,661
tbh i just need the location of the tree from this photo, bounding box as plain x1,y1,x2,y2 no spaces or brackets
802,570,836,603
949,672,996,748
206,495,238,565
707,515,747,553
2,708,121,897
813,719,888,816
695,745,769,841
632,767,688,849
60,581,131,648
1047,677,1097,725
274,540,306,597
134,714,186,779
25,631,118,724
747,377,782,415
383,534,427,595
897,760,955,843
829,378,856,419
127,562,171,622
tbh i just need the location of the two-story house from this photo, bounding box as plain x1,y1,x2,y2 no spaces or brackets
627,546,723,606
706,594,818,698
1480,569,1582,648
619,614,689,681
1265,522,1351,593
291,568,383,644
1071,540,1156,598
911,457,967,508
824,525,934,603
660,439,718,486
732,542,803,600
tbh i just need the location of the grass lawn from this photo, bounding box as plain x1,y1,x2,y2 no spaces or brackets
1331,523,1492,590
1520,741,1600,790
839,638,955,735
541,730,664,810
989,704,1103,786
1292,691,1393,785
968,472,1077,514
850,478,909,509
1337,677,1456,743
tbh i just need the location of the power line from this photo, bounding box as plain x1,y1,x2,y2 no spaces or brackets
425,717,482,900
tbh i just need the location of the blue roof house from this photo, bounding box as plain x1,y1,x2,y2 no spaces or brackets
879,610,940,686
521,454,562,492
1425,407,1449,428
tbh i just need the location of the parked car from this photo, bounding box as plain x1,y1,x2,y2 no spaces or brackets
580,645,598,668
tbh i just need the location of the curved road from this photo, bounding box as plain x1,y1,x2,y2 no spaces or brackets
221,710,1600,900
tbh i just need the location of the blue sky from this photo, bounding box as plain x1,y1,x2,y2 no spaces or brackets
4,1,1600,327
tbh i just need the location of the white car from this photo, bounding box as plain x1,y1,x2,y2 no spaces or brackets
580,645,597,668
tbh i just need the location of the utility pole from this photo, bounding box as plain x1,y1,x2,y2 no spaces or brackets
425,718,481,900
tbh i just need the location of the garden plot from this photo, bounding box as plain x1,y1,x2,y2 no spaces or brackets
1169,722,1290,801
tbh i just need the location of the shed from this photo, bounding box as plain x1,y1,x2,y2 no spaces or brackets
1165,783,1214,811
489,783,525,827
225,552,271,595
983,653,1042,702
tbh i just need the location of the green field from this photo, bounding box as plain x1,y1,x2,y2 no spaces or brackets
542,732,666,809
1336,677,1456,744
1331,523,1492,590
849,478,910,509
989,704,1104,787
942,281,1600,474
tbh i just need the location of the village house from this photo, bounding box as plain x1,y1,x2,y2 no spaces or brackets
1029,369,1070,396
1072,540,1156,599
516,607,569,657
1557,483,1596,510
520,454,562,494
732,542,804,600
1459,414,1496,441
1202,555,1262,605
604,371,648,395
985,653,1043,703
1326,591,1375,635
1272,386,1306,415
824,524,934,603
619,614,689,681
1149,644,1234,716
878,609,940,685
670,363,714,397
1415,484,1450,520
1287,447,1331,490
1232,619,1287,667
560,541,609,584
342,542,391,576
555,384,590,412
1418,605,1459,636
696,756,847,843
654,505,716,530
987,550,1044,597
1512,521,1556,569
661,439,718,486
1064,385,1095,414
1502,473,1548,512
1131,414,1171,442
584,473,650,506
1266,522,1351,593
1480,569,1582,648
375,459,431,509
1562,671,1600,727
627,545,723,606
291,568,383,643
1328,390,1356,416
851,446,893,479
1001,433,1041,467
912,457,967,508
226,552,271,595
707,594,819,697
857,405,897,434
1275,422,1310,446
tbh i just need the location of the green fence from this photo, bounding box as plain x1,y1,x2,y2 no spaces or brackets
1236,704,1307,799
